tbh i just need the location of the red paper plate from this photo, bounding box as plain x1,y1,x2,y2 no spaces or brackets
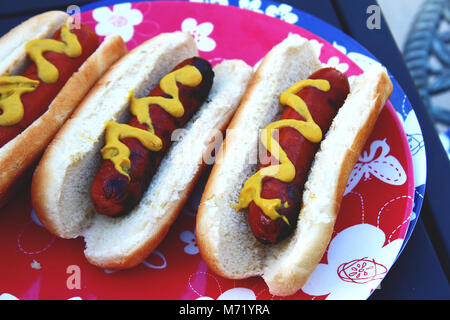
0,1,415,300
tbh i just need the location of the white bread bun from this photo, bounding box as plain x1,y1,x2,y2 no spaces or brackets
0,12,128,206
31,31,253,269
196,35,393,296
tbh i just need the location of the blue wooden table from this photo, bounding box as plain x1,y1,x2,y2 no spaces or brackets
0,0,448,300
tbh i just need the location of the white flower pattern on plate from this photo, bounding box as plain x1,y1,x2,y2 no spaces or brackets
396,106,426,187
92,3,143,42
308,38,324,59
302,224,403,299
265,3,298,24
326,56,349,74
181,18,216,52
180,230,199,255
344,139,406,196
197,287,256,300
333,41,379,72
190,0,229,5
0,293,81,300
239,0,264,13
141,250,168,269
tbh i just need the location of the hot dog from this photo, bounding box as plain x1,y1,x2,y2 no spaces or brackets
31,32,253,269
196,34,393,296
0,23,99,147
90,57,214,217
246,67,350,244
0,11,127,206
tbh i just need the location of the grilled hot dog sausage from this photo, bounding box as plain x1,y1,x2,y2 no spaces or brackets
90,57,214,216
247,68,350,244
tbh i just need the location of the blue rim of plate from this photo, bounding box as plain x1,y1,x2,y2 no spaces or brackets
80,0,427,293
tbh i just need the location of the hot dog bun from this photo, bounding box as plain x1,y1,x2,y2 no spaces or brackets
196,34,393,296
31,32,253,269
0,11,127,206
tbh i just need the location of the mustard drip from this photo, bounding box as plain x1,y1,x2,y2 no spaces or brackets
235,79,330,224
25,23,82,84
0,76,39,126
101,64,203,179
